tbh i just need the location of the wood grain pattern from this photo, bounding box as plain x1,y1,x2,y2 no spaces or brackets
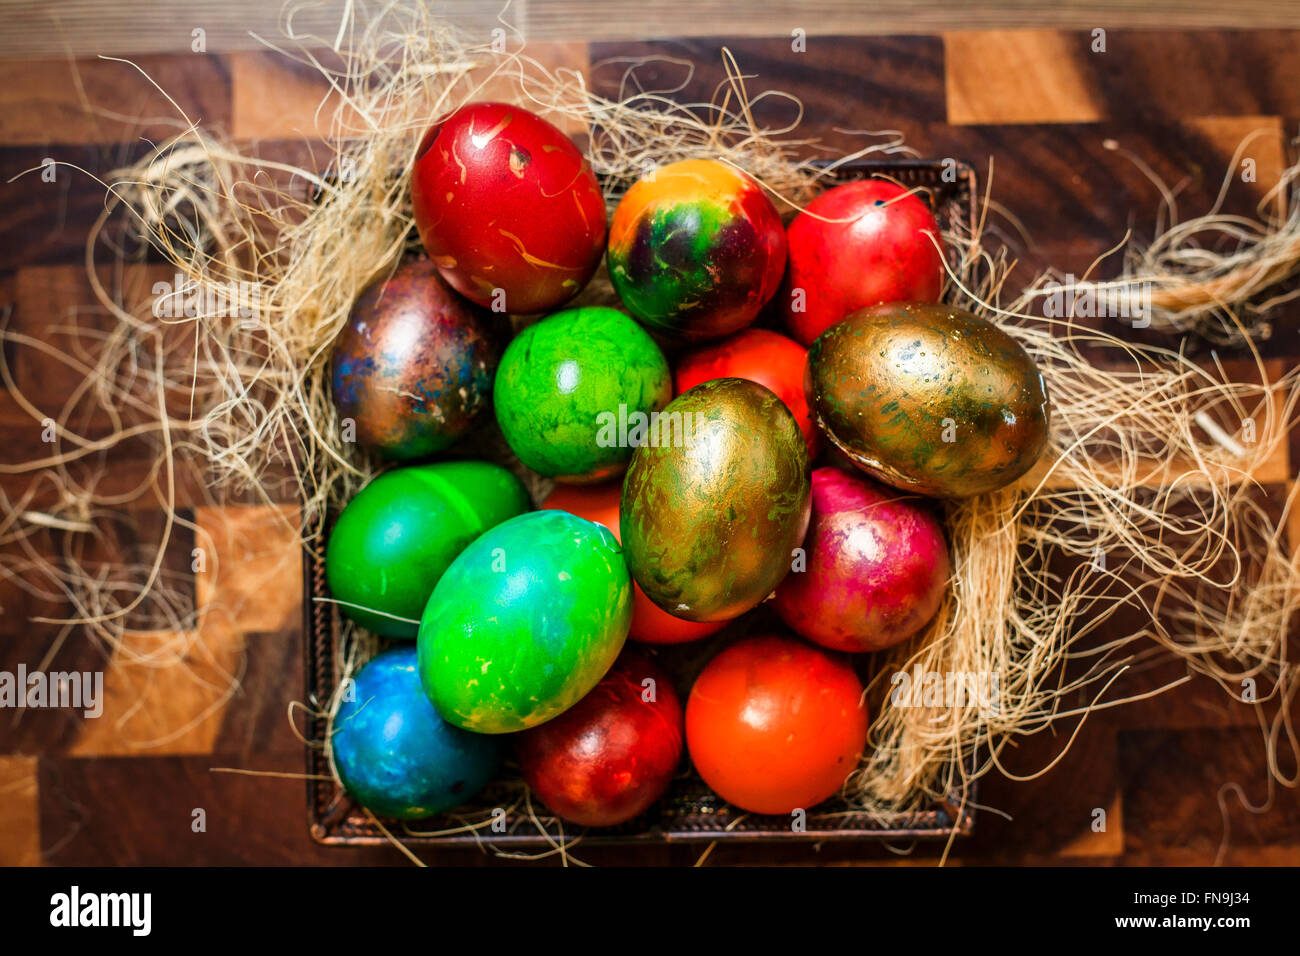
0,756,40,865
946,30,1300,125
0,54,231,144
8,3,1300,58
230,42,592,140
946,31,1104,124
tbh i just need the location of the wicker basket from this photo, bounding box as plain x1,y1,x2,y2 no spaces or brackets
304,157,979,848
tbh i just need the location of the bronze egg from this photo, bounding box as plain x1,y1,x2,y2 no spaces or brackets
807,302,1050,498
620,378,811,622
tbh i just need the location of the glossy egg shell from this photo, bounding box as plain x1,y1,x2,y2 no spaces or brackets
607,159,787,342
331,258,499,460
331,647,502,819
494,306,671,482
807,302,1051,498
675,327,819,458
781,179,944,346
686,634,869,815
325,461,530,638
417,510,632,733
620,378,811,623
515,647,683,827
773,467,950,652
411,102,607,314
542,482,723,644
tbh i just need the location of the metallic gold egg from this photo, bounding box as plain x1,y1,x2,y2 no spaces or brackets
807,302,1050,498
620,378,811,623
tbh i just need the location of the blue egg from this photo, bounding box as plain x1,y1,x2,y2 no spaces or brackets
331,646,501,819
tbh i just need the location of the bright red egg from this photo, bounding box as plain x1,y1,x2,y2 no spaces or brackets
515,648,683,827
773,467,950,653
686,634,869,816
542,483,724,644
411,101,607,314
780,179,944,345
675,327,819,458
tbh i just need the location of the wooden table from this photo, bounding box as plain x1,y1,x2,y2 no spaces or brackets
1,5,1298,866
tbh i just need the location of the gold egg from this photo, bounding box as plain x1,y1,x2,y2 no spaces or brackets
807,303,1050,498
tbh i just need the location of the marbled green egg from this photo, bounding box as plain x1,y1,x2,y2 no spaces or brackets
417,510,632,733
493,306,671,482
325,461,530,638
620,378,811,623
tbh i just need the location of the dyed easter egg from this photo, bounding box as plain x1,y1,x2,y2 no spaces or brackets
516,648,683,827
675,327,818,458
542,482,723,644
808,303,1051,498
607,159,787,342
418,510,632,733
773,467,950,652
781,179,944,346
331,258,499,460
494,306,671,482
686,634,869,815
411,102,607,313
331,647,502,819
621,378,811,622
325,461,530,638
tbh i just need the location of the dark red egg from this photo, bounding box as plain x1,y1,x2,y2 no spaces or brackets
780,179,944,345
541,483,723,645
515,648,684,827
773,467,950,652
331,258,498,460
411,102,607,314
686,634,868,815
675,328,819,458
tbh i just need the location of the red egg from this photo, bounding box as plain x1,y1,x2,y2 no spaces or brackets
411,102,607,314
675,328,818,458
516,648,683,827
687,634,868,815
773,467,950,652
542,483,723,644
780,179,944,345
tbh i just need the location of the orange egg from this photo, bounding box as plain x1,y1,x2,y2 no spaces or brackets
686,634,869,815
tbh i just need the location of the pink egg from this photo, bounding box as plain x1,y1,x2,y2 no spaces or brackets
772,467,950,652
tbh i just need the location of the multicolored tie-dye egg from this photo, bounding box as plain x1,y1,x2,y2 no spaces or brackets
331,258,499,460
607,159,787,342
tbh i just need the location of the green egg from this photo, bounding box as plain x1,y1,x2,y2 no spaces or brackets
493,306,672,482
417,510,632,733
325,461,531,638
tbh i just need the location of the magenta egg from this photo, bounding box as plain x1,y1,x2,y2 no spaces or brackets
772,467,950,653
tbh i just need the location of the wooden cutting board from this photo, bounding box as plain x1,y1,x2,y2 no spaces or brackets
1,21,1297,866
